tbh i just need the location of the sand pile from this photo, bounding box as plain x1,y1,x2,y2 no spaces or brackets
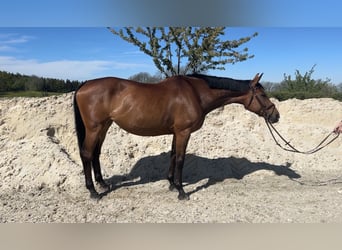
1,93,342,222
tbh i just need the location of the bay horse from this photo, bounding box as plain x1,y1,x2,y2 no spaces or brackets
74,73,280,200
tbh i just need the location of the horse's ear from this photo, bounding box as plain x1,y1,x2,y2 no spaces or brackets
251,73,263,86
251,73,260,86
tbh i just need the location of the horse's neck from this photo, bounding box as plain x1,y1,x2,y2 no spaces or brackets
202,89,248,114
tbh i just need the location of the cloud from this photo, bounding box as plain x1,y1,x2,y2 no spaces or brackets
2,36,34,44
0,34,34,52
0,56,152,80
0,32,155,80
122,50,144,55
0,45,13,52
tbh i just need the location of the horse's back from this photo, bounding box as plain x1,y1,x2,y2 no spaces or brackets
78,77,129,94
78,75,206,94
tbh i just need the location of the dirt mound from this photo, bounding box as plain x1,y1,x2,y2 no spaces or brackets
1,93,342,222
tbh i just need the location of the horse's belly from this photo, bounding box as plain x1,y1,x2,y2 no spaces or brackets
114,119,172,136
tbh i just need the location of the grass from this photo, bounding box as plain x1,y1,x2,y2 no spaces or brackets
0,91,64,98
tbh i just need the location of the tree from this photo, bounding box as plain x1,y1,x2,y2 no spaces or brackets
128,72,162,83
261,81,279,92
337,82,342,92
108,27,258,77
0,70,82,94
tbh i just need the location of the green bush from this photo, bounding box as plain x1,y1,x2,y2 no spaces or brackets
268,91,342,101
267,65,342,101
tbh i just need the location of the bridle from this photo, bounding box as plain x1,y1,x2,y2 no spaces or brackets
247,84,339,154
246,84,276,121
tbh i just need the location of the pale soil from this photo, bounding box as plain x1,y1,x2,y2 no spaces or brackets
1,93,342,222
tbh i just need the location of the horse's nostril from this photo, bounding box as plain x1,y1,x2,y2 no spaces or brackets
269,114,280,124
275,115,280,123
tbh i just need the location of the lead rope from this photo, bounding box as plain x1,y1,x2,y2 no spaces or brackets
265,119,340,154
265,118,342,187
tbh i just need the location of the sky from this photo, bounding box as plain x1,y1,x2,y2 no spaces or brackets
0,0,342,84
0,27,341,84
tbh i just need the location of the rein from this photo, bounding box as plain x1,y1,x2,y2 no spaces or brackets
264,118,339,154
247,83,339,154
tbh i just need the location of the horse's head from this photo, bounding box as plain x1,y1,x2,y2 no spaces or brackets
244,73,280,124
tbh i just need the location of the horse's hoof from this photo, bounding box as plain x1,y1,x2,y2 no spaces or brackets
89,190,101,200
169,184,177,192
178,193,190,201
98,182,111,193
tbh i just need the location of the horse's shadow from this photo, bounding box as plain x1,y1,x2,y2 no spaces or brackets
104,152,301,198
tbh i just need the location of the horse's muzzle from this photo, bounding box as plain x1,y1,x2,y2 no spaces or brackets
267,112,280,124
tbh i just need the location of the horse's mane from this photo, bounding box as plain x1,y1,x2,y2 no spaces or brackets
187,73,252,92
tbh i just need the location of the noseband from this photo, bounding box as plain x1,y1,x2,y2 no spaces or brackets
247,85,275,119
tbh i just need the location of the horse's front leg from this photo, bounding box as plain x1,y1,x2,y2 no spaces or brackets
173,130,191,200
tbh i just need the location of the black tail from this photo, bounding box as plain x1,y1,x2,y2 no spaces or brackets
73,87,85,153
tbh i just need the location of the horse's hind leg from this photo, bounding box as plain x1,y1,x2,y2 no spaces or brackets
167,135,177,191
80,126,102,199
92,143,109,191
92,121,112,192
